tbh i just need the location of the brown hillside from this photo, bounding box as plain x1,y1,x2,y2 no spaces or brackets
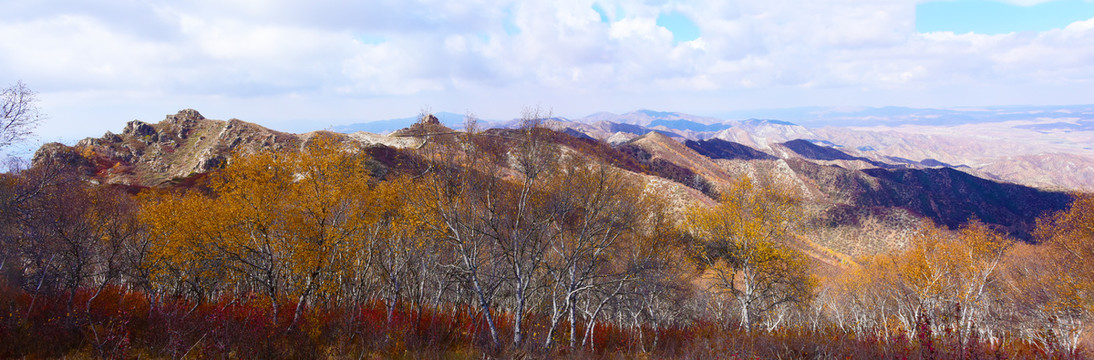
32,109,423,187
623,132,736,192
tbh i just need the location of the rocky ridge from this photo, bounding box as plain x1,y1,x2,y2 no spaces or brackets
33,109,421,186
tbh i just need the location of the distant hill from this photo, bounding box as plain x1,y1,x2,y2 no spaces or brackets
684,139,776,161
580,109,725,126
332,112,471,134
780,139,862,161
715,104,1094,127
543,107,1094,192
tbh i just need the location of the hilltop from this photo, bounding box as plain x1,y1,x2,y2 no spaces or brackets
34,109,422,186
34,109,1072,252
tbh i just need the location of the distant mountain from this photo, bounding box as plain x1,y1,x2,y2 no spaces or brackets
709,120,814,150
858,166,1071,238
580,109,725,126
779,157,1070,241
608,127,1070,241
551,107,1094,192
716,104,1094,127
1014,120,1094,132
740,119,798,127
333,112,471,134
684,139,776,161
780,139,862,161
648,119,733,132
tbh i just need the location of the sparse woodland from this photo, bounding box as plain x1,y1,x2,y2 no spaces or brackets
2,112,1093,359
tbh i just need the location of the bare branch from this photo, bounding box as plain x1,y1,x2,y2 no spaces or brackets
0,81,43,149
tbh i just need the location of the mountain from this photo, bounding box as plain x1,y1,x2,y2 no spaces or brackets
684,139,776,161
857,166,1070,235
545,107,1094,192
618,132,731,196
709,120,815,150
774,139,902,170
332,111,470,134
648,119,732,132
547,115,1073,241
33,109,423,186
580,109,725,126
542,118,684,141
779,139,863,161
595,123,1068,241
31,108,1074,246
975,152,1094,191
715,104,1094,127
806,122,1094,191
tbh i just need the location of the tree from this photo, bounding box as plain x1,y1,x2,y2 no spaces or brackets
1025,193,1094,353
415,107,562,348
1,81,43,149
495,107,560,347
0,153,138,325
686,175,815,331
140,134,382,324
827,219,1017,346
413,115,504,347
369,175,433,322
1036,193,1094,284
540,158,647,349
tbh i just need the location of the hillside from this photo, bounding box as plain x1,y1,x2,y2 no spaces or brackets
530,108,1094,192
33,109,1072,246
12,108,1087,358
34,109,422,186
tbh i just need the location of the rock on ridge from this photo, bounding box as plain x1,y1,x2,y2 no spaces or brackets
32,109,418,187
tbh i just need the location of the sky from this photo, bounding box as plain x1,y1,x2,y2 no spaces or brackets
1,0,1093,150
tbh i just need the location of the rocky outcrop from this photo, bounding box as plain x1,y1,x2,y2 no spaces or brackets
31,109,419,187
123,120,159,143
391,114,452,138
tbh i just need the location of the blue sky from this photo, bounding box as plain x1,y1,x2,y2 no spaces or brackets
918,0,1094,33
0,0,1092,148
656,11,701,43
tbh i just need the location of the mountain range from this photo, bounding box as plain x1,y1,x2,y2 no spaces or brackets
32,109,1077,265
333,107,1094,192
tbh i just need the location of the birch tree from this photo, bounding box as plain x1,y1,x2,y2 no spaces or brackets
686,175,815,331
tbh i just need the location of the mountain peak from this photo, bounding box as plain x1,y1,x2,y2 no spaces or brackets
634,130,679,143
169,108,206,122
36,110,308,186
740,118,798,127
634,109,678,118
579,109,723,126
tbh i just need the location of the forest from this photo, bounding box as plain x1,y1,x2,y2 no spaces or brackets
1,111,1093,359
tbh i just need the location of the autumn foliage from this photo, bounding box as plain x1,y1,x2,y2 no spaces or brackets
0,113,1091,358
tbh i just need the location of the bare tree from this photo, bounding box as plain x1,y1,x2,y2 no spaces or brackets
1,81,43,149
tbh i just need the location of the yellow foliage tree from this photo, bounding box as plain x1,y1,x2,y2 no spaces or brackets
834,220,1014,342
686,175,815,331
1026,193,1094,352
141,134,396,324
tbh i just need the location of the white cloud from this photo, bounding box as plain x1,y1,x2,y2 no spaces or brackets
0,14,176,91
0,0,1092,142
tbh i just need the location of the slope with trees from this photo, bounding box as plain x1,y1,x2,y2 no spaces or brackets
0,108,1090,358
